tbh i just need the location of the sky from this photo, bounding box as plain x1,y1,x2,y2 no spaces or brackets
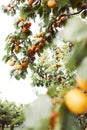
0,0,46,105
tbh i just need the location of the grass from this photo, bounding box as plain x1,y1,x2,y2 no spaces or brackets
4,127,17,130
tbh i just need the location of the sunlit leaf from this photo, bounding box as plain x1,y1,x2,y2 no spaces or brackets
55,103,81,130
63,17,87,42
78,57,87,80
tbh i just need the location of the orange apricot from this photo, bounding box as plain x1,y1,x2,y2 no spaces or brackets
64,88,87,114
47,0,57,8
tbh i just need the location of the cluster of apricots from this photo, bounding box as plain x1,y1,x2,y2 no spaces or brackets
9,14,66,71
27,0,57,8
9,59,28,70
28,34,45,57
18,17,32,33
64,76,87,114
53,16,67,28
9,33,45,69
10,38,21,52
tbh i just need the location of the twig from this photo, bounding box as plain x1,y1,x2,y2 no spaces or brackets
59,8,85,17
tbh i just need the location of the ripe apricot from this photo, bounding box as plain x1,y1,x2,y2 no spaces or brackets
16,64,22,70
32,45,36,51
18,17,24,22
9,61,15,66
56,16,60,21
10,38,15,43
64,88,87,114
22,27,28,33
60,16,66,22
22,61,28,68
28,0,35,5
39,38,45,43
37,33,42,38
39,42,44,48
54,23,61,27
24,22,31,29
14,45,19,52
76,76,87,90
35,46,40,52
28,47,34,53
47,0,57,8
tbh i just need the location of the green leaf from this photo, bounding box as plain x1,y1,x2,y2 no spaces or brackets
66,40,87,70
70,0,83,8
21,73,26,79
2,55,10,63
63,17,87,42
15,74,21,80
81,10,87,19
47,85,58,97
55,103,81,130
19,32,28,39
53,7,59,16
41,0,47,4
78,57,87,80
20,6,31,19
58,0,69,9
38,6,43,17
24,95,52,130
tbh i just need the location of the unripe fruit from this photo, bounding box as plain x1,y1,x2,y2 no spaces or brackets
47,0,57,8
64,88,87,114
76,76,87,90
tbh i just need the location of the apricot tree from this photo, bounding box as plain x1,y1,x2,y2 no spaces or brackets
1,0,87,130
0,100,24,130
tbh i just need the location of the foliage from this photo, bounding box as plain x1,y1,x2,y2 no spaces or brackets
0,100,24,130
1,0,87,130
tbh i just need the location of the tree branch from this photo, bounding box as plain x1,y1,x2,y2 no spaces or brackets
60,8,86,17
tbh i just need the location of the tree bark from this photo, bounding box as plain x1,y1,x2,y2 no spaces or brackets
0,124,5,130
10,125,14,130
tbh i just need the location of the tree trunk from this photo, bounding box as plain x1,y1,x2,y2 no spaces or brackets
0,124,5,130
10,125,14,130
0,124,2,130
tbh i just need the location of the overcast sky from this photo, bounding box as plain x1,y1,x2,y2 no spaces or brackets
0,0,46,104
